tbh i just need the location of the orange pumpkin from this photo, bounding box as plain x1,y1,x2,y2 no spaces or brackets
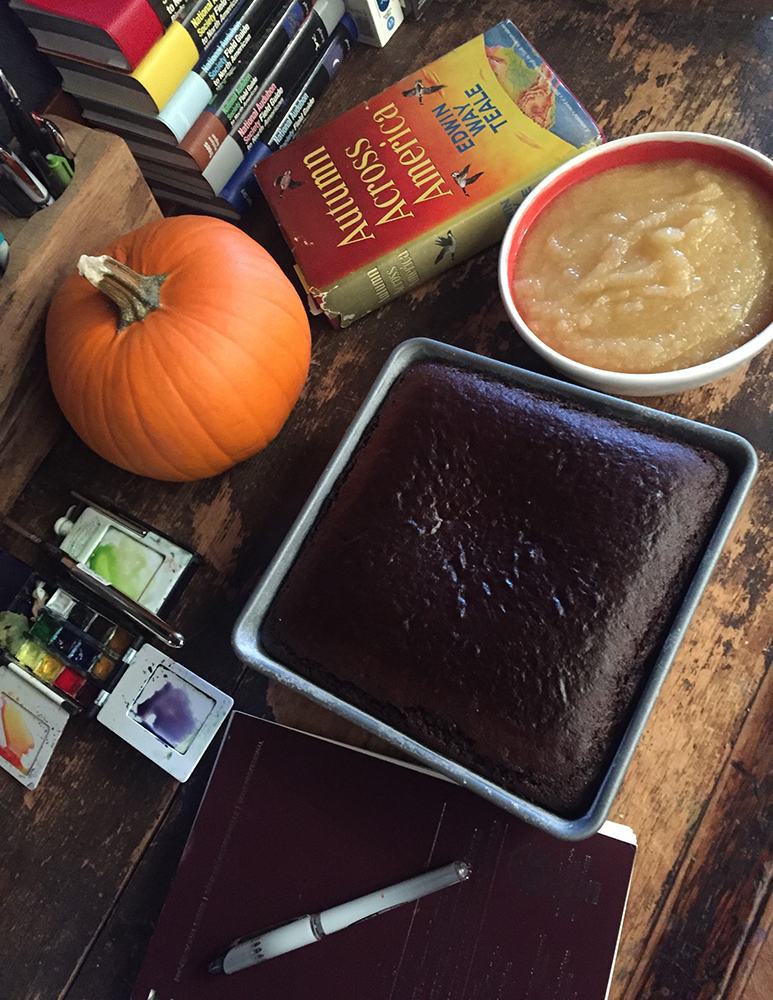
45,215,311,482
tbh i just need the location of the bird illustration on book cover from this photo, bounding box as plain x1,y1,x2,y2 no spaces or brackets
273,169,304,197
451,164,483,196
435,230,457,262
402,79,445,104
252,20,603,326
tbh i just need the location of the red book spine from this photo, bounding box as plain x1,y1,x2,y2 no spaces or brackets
97,0,168,67
17,0,172,69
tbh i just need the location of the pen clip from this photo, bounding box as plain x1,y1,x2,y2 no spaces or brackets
0,143,53,205
0,66,51,163
32,113,76,168
0,66,21,105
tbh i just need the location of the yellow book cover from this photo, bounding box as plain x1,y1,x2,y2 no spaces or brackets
253,20,604,327
52,0,247,113
132,0,245,111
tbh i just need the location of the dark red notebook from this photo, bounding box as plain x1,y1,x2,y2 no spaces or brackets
132,712,636,1000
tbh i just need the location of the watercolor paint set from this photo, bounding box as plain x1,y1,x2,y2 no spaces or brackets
54,492,198,618
5,492,201,650
0,502,232,790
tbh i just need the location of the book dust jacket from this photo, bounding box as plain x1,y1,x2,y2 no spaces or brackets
253,20,603,327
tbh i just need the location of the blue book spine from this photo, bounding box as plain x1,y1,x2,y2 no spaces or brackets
219,12,357,215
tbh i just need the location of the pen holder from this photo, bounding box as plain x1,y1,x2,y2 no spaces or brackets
0,118,162,517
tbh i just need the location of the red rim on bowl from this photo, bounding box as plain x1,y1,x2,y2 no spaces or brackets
499,131,773,394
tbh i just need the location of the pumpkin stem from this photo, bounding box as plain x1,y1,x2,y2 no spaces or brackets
78,254,168,331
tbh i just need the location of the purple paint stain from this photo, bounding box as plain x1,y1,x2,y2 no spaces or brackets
135,681,197,746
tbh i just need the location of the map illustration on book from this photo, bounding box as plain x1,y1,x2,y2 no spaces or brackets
253,19,604,327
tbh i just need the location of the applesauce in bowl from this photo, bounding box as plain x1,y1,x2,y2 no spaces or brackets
499,132,773,396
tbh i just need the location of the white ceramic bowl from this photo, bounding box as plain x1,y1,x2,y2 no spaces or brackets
498,131,773,396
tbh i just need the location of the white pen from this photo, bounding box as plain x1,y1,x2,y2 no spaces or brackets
209,859,472,975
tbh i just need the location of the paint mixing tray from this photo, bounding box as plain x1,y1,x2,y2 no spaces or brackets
0,549,232,789
97,646,233,782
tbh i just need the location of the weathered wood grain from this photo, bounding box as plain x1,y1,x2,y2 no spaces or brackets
729,888,773,1000
0,120,162,518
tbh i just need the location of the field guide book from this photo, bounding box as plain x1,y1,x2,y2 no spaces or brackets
131,712,636,1000
7,0,187,70
53,0,248,114
252,19,603,328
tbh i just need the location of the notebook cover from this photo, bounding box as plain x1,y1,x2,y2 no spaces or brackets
131,712,636,1000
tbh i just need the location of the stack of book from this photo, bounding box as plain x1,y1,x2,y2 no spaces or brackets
10,0,359,219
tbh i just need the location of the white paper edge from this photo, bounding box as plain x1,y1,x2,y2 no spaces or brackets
604,839,637,1000
0,664,70,789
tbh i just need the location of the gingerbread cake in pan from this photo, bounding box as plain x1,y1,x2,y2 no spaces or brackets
262,360,729,817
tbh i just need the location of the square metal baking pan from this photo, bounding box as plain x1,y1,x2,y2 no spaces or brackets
233,338,758,840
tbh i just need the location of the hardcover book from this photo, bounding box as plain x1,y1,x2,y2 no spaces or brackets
252,19,604,328
147,12,356,218
8,0,188,70
218,12,357,214
182,0,342,173
75,0,317,153
118,0,344,188
51,0,249,114
131,712,637,1000
158,0,291,141
75,0,298,145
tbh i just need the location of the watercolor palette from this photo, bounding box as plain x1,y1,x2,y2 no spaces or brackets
6,577,139,714
0,550,232,789
0,665,70,790
54,495,197,616
98,647,233,782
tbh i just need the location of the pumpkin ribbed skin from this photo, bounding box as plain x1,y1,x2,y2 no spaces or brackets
45,216,311,481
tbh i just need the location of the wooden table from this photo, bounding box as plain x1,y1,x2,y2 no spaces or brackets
2,2,773,998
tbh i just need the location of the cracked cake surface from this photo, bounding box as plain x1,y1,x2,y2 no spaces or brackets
263,360,729,816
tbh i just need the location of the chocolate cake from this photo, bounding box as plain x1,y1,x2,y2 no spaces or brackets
262,361,730,817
